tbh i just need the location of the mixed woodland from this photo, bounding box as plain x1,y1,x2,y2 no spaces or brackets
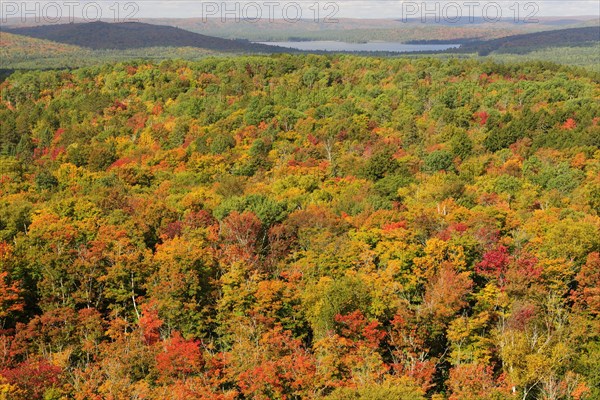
0,55,599,399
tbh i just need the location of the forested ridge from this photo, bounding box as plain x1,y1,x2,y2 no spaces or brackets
454,27,600,56
2,22,287,53
0,55,599,399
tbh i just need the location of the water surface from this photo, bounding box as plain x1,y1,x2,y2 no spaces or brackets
258,41,460,52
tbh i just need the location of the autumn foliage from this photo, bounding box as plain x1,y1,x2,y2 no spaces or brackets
0,55,599,399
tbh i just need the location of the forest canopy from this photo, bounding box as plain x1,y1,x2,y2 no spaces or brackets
0,55,599,399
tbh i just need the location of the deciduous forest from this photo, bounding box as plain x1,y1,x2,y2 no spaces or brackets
0,55,599,399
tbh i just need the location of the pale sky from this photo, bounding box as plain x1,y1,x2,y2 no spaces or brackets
2,0,599,21
130,0,600,18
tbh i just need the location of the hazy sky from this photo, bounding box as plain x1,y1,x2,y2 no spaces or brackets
129,0,600,18
3,0,599,21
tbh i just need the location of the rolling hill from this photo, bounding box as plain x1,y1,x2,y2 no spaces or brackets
2,21,288,53
3,16,597,43
456,26,600,55
0,31,223,71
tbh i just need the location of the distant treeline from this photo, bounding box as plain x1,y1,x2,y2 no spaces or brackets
456,26,600,55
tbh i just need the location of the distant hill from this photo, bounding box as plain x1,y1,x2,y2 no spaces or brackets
399,16,598,27
2,21,289,53
457,26,600,55
0,31,82,56
0,31,225,70
0,31,86,72
5,16,597,44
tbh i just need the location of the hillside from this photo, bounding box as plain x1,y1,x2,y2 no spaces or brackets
457,26,600,55
2,21,288,53
0,31,223,71
0,31,82,56
0,55,599,399
3,16,597,43
2,24,599,70
148,17,550,42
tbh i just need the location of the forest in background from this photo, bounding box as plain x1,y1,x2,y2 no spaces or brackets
4,16,596,42
0,55,599,399
1,22,286,52
2,23,598,71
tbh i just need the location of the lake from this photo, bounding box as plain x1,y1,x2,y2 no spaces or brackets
257,41,460,53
